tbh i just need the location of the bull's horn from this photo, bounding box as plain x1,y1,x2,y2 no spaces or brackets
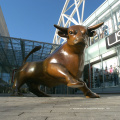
88,22,104,31
54,24,68,33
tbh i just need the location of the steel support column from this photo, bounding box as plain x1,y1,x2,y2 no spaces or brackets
89,61,91,88
20,40,25,61
100,55,105,88
9,38,18,67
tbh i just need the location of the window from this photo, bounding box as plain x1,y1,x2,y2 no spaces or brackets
116,10,120,29
113,14,118,31
92,56,119,88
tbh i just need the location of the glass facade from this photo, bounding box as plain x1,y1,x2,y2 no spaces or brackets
84,42,120,90
83,2,120,90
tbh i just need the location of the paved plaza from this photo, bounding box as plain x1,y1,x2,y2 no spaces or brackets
0,94,120,120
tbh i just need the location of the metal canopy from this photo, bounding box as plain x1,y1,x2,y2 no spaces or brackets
0,36,60,72
53,0,86,44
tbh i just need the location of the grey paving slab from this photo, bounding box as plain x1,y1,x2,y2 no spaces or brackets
0,94,120,120
0,115,19,120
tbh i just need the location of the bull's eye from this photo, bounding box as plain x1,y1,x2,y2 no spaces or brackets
69,31,73,34
74,30,78,35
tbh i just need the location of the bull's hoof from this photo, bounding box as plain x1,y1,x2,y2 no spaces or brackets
85,91,100,98
67,82,84,88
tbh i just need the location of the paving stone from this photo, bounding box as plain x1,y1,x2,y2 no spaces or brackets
0,94,120,120
0,115,19,120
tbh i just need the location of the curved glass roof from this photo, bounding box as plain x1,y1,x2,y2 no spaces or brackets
0,36,60,72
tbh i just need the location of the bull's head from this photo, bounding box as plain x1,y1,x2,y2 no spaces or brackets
54,22,104,46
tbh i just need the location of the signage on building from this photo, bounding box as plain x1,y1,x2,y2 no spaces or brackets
106,30,120,49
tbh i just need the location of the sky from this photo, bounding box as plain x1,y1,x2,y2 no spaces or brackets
0,0,105,43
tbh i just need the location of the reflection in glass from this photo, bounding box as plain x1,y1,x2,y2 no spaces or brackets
91,57,119,88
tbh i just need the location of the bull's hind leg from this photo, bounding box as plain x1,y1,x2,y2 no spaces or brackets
26,82,50,97
12,72,26,96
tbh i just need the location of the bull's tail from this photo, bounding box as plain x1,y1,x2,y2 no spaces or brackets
22,45,42,65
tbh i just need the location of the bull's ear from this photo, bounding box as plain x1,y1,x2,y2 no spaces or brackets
58,31,68,38
88,22,104,31
54,24,68,33
54,24,68,38
87,22,104,37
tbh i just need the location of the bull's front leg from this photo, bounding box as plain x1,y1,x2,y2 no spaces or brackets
46,63,84,88
78,80,100,98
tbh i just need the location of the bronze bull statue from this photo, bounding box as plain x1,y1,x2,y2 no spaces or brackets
12,22,104,98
